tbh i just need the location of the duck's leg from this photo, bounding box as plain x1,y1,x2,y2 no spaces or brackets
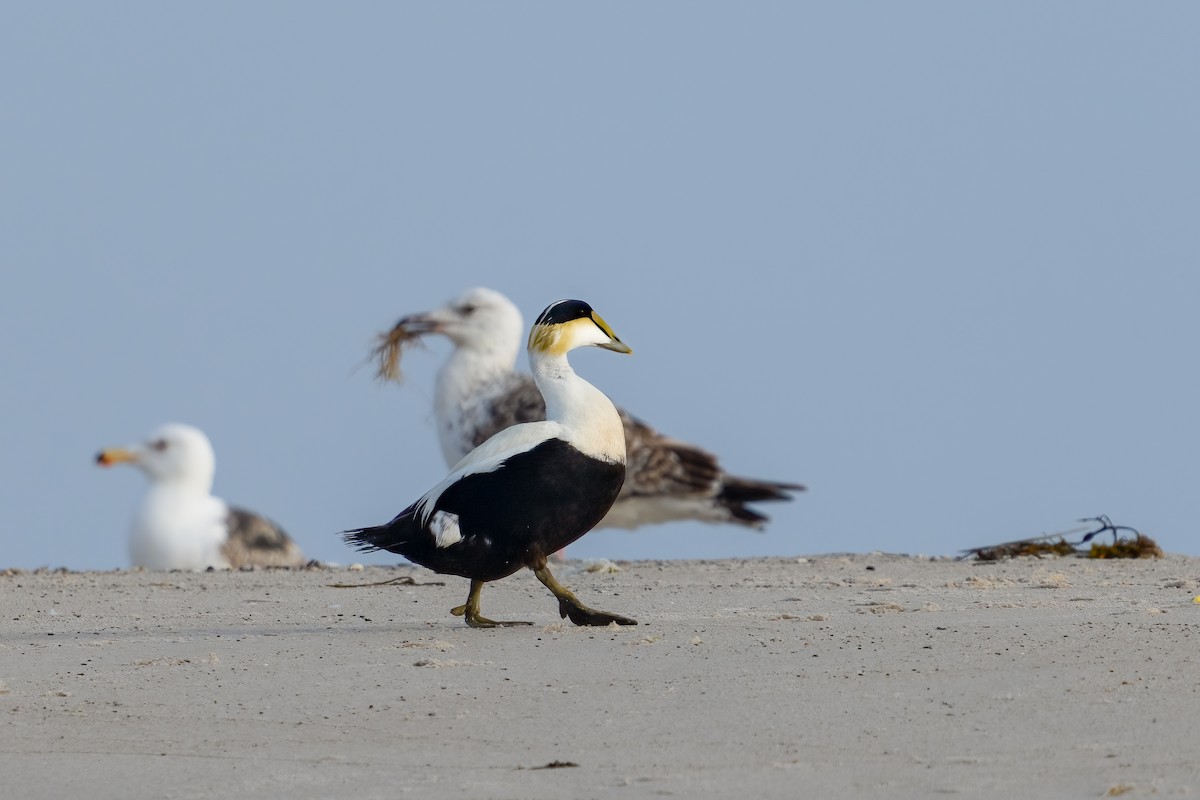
450,579,532,628
533,563,637,626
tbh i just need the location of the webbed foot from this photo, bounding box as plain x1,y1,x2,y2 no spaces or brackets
534,564,637,627
556,598,638,626
450,602,531,628
452,580,532,628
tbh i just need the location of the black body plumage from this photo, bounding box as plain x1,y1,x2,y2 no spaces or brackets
344,438,625,581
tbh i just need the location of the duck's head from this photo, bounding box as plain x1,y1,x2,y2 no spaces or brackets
528,299,632,357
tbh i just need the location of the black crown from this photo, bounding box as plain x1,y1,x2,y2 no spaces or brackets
534,299,594,327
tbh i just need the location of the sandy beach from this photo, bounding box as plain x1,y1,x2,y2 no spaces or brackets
2,553,1197,799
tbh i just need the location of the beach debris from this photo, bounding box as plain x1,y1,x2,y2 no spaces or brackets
327,575,446,589
1077,515,1163,559
960,535,1078,561
960,516,1161,561
582,559,623,574
523,761,579,770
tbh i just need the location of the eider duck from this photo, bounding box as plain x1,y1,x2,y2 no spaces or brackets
345,299,636,627
370,287,804,531
97,423,306,570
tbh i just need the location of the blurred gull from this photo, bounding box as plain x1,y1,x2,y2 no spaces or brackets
97,423,306,570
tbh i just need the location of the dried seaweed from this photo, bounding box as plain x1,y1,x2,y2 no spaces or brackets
965,537,1078,561
961,515,1161,561
1078,515,1163,559
327,575,446,589
368,321,429,383
1088,535,1163,559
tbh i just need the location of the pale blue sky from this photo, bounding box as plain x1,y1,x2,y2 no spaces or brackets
3,4,1197,569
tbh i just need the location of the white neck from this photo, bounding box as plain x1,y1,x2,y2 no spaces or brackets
147,465,215,496
435,342,516,403
531,351,625,463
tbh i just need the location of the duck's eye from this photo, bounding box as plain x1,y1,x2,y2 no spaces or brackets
151,439,168,452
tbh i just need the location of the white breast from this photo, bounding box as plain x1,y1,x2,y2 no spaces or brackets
130,487,232,570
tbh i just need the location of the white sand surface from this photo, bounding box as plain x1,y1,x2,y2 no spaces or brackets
2,554,1198,799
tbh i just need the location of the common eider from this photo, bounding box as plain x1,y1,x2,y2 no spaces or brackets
345,299,637,628
97,423,307,570
370,287,804,531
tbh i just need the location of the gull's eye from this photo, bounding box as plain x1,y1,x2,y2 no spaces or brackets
459,304,477,316
151,439,168,452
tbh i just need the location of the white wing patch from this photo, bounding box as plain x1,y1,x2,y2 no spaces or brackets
430,510,462,548
416,420,567,525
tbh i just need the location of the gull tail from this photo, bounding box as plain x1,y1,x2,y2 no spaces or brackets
715,476,806,528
